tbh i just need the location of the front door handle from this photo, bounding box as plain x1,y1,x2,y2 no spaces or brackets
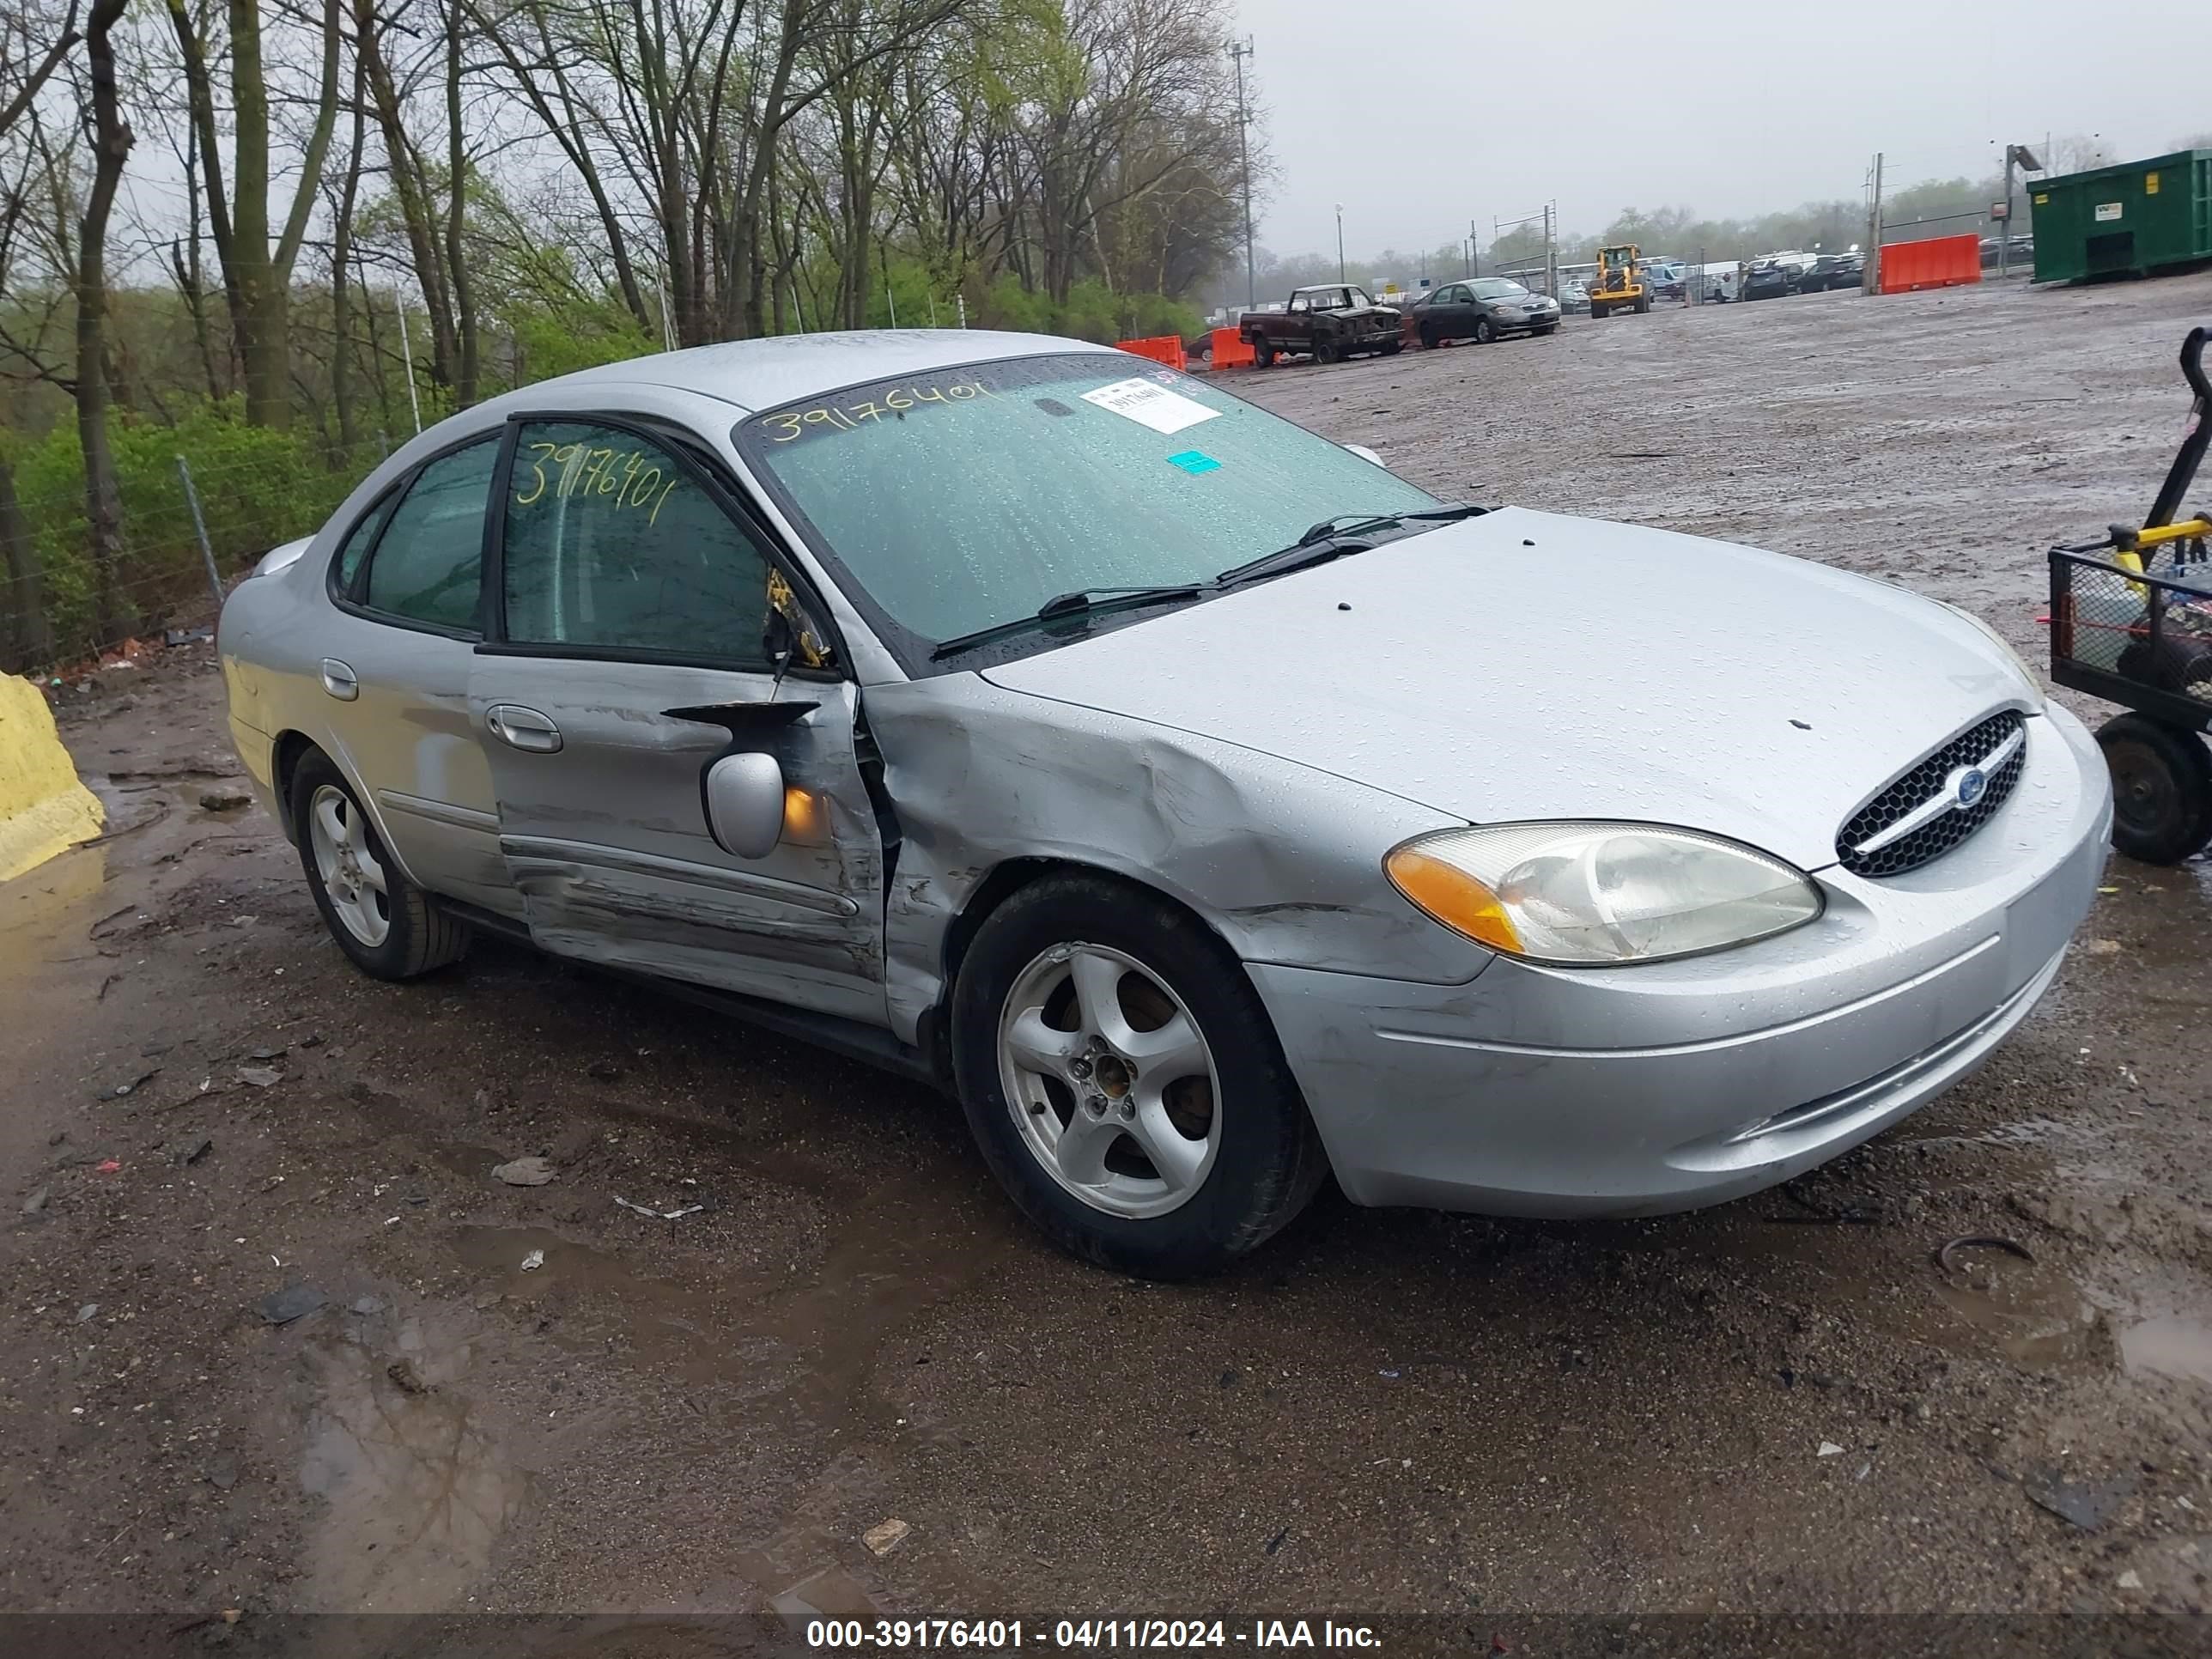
487,704,563,754
319,658,358,701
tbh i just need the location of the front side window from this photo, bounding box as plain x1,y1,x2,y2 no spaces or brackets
362,439,496,631
501,421,772,664
738,354,1442,659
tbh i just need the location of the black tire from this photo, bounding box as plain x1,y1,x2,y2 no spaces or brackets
1473,318,1496,343
1380,338,1402,356
289,749,471,979
1535,323,1558,336
1250,336,1273,368
1419,324,1438,349
950,873,1328,1279
1635,295,1651,313
1314,333,1341,365
2098,713,2212,865
1589,303,1607,320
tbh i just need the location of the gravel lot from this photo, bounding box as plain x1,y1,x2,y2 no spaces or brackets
7,273,2212,1651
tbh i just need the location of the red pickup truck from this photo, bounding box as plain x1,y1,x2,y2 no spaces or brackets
1240,285,1404,367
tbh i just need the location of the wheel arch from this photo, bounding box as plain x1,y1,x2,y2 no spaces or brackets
269,730,423,887
924,854,1251,1075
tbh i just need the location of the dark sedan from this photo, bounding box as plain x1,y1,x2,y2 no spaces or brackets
1409,277,1561,346
1741,261,1793,301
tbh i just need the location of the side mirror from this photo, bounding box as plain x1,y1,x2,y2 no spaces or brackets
1343,443,1385,467
704,750,785,859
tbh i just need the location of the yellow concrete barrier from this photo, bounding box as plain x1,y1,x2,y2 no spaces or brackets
0,672,104,883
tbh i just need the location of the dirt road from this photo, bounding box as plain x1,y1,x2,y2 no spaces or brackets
7,274,2212,1650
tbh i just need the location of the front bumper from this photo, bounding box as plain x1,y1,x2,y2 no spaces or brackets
1249,704,2112,1217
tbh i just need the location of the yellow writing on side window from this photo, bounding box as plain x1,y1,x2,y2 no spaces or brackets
759,380,993,443
514,441,682,525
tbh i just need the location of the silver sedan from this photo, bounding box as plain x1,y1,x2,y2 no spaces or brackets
217,331,2111,1276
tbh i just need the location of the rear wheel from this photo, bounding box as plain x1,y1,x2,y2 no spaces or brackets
290,750,470,979
2099,713,2212,864
1251,336,1274,368
951,874,1328,1279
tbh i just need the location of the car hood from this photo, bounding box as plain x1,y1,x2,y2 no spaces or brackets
976,507,2029,872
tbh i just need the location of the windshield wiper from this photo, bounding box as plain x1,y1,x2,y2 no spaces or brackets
928,584,1209,661
1215,502,1483,587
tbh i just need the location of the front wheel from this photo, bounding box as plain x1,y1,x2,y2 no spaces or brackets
1380,338,1402,356
290,750,470,979
1634,295,1651,314
1535,323,1558,336
1473,318,1496,344
951,875,1328,1279
1589,303,1607,320
1314,334,1341,365
2099,713,2212,865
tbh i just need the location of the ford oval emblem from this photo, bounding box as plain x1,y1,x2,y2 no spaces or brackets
1956,768,1988,808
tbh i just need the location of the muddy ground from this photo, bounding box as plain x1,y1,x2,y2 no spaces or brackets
7,273,2212,1650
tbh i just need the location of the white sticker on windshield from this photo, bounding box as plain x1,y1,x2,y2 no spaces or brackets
1080,376,1221,435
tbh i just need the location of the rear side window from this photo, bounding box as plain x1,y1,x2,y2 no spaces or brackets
501,421,773,664
332,496,392,592
362,440,496,631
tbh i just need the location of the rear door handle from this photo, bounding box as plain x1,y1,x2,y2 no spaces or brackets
487,704,563,754
319,658,358,701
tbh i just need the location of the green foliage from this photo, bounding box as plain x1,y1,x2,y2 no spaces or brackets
509,306,658,384
975,274,1200,343
10,398,376,659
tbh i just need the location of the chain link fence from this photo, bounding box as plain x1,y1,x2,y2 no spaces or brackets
1,432,396,678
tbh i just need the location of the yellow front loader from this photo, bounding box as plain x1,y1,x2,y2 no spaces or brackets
1587,244,1650,319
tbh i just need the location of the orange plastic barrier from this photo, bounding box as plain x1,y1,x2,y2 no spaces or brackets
1878,233,1983,295
1115,335,1187,370
1208,327,1255,370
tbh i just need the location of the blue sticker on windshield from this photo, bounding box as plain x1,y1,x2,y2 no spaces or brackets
1167,450,1220,475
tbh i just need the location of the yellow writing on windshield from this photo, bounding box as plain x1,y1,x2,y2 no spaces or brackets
759,380,994,443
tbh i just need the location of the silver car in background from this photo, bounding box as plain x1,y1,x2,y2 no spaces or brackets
218,331,2111,1277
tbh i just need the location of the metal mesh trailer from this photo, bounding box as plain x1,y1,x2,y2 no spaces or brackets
2031,151,2212,283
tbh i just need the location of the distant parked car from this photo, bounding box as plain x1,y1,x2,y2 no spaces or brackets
1741,261,1793,301
1559,279,1590,314
1638,261,1686,301
1409,276,1561,346
1797,253,1863,293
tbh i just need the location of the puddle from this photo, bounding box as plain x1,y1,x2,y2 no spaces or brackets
299,1315,526,1611
0,843,107,980
454,1224,766,1391
2120,1316,2212,1386
1931,1255,2106,1370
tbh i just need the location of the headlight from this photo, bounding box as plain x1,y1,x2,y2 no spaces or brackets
1384,822,1821,966
1938,601,2044,703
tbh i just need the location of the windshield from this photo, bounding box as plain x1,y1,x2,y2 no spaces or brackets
1471,278,1528,299
738,353,1442,660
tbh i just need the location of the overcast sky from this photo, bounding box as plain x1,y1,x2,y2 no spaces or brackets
1242,1,2212,262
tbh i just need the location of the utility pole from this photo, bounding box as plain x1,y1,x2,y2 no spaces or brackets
1863,152,1884,296
1335,204,1346,283
1545,202,1558,299
1227,37,1257,310
1469,218,1479,277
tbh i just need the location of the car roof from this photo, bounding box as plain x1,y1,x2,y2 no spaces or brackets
499,328,1118,417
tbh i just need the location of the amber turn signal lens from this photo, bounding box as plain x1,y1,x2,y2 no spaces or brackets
1384,847,1524,953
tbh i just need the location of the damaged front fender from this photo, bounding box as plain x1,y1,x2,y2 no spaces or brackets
862,674,1493,1045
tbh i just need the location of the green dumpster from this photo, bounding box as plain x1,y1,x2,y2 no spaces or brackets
2030,150,2212,283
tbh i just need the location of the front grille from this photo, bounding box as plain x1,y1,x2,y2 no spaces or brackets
1836,710,2027,878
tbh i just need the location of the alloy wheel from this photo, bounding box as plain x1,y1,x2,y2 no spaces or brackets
308,783,392,946
997,942,1220,1218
